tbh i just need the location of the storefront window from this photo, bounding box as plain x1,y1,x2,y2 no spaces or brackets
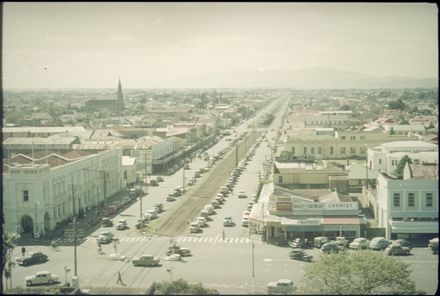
393,193,400,207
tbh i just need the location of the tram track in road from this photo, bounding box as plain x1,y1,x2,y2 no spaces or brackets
151,130,262,236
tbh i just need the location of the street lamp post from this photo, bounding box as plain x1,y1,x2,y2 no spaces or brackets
34,201,40,238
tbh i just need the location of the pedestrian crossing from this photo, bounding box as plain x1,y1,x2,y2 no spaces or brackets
58,235,262,245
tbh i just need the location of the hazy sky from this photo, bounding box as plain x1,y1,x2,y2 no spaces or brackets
2,2,438,88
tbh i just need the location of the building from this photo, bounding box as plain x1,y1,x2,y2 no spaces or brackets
367,141,438,174
122,156,137,188
375,162,438,240
2,148,123,238
273,161,346,190
2,126,89,140
282,131,419,160
384,124,427,136
85,79,125,113
249,183,365,241
287,110,359,131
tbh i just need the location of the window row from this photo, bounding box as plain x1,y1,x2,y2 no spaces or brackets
392,192,434,208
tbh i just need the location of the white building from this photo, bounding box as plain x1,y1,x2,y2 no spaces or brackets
375,162,438,240
2,148,123,238
367,141,438,174
122,156,137,187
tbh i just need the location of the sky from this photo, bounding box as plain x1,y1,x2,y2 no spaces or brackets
2,2,438,89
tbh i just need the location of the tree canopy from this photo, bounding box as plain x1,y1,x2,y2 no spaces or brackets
394,155,412,179
300,251,421,295
151,279,219,295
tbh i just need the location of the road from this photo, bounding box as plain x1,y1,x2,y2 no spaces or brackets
8,94,437,294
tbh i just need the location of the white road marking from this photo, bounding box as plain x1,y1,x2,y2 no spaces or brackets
208,237,214,243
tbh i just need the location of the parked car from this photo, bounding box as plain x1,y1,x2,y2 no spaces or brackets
267,279,296,294
17,252,48,266
197,216,207,227
166,246,191,257
385,244,410,256
121,196,132,205
289,238,312,249
189,222,201,233
428,237,438,254
154,202,163,213
132,254,160,267
321,242,344,254
314,236,329,248
101,217,113,227
146,210,158,220
135,218,148,229
241,216,249,227
156,176,164,182
393,239,412,250
223,216,234,227
335,236,349,247
166,195,176,202
150,179,159,186
369,237,390,250
289,249,313,262
25,271,59,286
349,238,370,250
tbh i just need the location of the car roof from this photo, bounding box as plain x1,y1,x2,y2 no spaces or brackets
36,271,51,275
278,279,293,284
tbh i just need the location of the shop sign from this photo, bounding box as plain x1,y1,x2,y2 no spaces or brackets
297,218,322,225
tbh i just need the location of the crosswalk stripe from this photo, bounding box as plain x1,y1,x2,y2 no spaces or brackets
234,238,239,243
240,237,246,243
182,237,188,242
176,236,183,242
245,238,250,243
208,237,213,243
203,237,209,243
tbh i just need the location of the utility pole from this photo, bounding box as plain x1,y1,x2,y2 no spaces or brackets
72,183,78,277
182,157,185,191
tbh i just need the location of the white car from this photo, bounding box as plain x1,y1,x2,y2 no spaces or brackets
190,222,201,233
97,231,114,244
238,190,247,198
109,253,127,261
241,217,249,227
146,210,158,219
164,254,181,261
267,279,296,294
349,238,370,250
25,271,59,286
196,217,207,227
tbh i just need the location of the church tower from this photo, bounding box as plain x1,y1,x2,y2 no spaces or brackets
116,78,125,113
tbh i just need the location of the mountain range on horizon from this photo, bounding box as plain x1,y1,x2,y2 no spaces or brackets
188,67,438,89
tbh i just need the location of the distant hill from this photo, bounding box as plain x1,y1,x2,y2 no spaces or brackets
190,67,438,89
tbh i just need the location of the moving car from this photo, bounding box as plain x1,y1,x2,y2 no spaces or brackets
384,244,410,256
17,252,48,266
166,246,191,257
289,249,313,262
109,253,127,261
223,216,234,227
349,238,370,250
156,176,164,182
116,220,128,230
267,279,296,294
369,237,390,250
135,217,149,229
164,254,181,261
237,190,247,198
150,179,159,186
25,271,59,286
132,254,160,267
97,232,114,244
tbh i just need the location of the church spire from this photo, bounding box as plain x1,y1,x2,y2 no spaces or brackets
117,78,124,112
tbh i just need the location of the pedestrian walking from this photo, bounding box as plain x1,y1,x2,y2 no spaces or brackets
116,271,125,286
97,241,102,253
21,247,26,257
222,230,225,241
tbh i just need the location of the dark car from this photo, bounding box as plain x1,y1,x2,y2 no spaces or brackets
156,176,164,182
289,249,313,262
394,239,412,250
385,244,410,256
289,238,312,249
17,252,48,266
150,180,159,186
321,242,344,254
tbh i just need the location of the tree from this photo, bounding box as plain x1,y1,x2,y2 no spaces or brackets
394,155,412,179
153,279,219,295
300,251,421,295
388,98,405,110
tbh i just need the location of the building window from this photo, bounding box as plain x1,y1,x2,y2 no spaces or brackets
340,147,346,154
330,147,334,155
23,190,29,202
360,136,366,140
291,147,295,154
311,147,314,154
318,147,322,154
426,193,433,207
278,176,283,184
393,193,400,207
303,147,307,154
350,136,356,140
408,193,415,207
341,136,346,140
350,147,356,154
124,171,127,179
379,159,382,165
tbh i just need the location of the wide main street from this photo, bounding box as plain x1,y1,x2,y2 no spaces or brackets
8,95,439,294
